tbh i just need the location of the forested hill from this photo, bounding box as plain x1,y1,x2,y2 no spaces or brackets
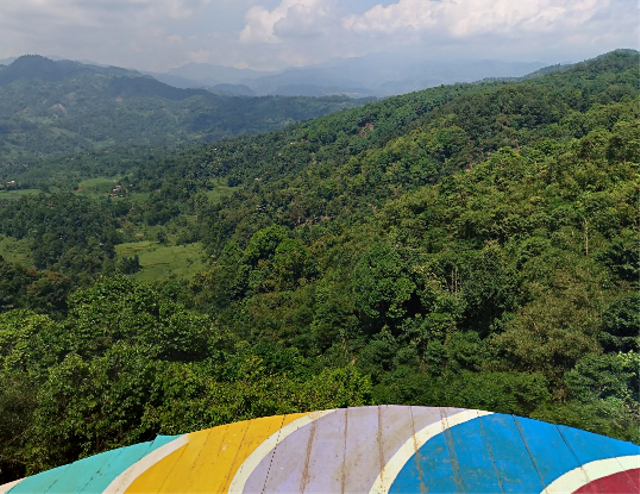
0,50,638,483
0,55,370,164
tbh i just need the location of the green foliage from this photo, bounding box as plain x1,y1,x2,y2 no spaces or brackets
371,368,550,418
461,242,519,334
559,350,640,444
116,255,141,275
599,294,640,353
143,361,371,437
64,276,218,361
441,371,551,416
0,193,124,281
0,279,372,481
26,349,159,471
596,228,639,282
566,352,639,404
0,371,37,480
352,242,417,323
0,310,62,373
0,258,71,314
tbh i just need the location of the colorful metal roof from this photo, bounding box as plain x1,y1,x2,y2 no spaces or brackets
1,406,638,493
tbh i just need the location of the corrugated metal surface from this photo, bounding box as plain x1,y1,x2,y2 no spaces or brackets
2,406,638,493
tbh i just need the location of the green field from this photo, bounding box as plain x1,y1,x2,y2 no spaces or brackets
0,189,43,200
116,241,207,282
75,177,153,203
205,179,236,203
75,177,121,198
0,235,33,266
1,179,123,201
0,178,233,204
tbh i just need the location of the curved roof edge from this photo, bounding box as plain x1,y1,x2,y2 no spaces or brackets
3,405,639,494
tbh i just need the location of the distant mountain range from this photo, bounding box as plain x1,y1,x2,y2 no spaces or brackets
146,53,548,97
0,52,583,165
1,53,551,98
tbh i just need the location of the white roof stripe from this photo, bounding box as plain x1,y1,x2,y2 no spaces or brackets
0,478,23,494
368,408,493,494
541,455,640,494
102,434,189,494
228,409,335,494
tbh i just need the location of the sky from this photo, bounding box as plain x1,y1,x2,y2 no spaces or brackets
0,0,637,72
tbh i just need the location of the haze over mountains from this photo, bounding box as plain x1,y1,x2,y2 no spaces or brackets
150,53,547,97
1,52,547,98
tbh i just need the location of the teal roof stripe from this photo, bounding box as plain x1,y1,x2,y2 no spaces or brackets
9,435,179,494
79,435,179,494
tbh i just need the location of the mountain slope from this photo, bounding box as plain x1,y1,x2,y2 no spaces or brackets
0,56,370,164
0,54,142,84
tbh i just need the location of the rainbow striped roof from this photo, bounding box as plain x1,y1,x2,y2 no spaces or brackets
1,406,638,493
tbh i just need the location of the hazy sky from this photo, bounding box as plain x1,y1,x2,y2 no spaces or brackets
1,0,637,72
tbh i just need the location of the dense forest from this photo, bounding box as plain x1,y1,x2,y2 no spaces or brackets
0,49,638,483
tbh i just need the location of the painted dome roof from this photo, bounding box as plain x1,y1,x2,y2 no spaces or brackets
1,406,638,493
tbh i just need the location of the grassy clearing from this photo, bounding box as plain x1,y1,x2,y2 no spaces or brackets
116,241,156,256
75,177,120,198
0,189,43,200
206,178,236,204
0,235,33,266
127,192,150,203
116,241,206,282
75,177,150,203
0,177,232,204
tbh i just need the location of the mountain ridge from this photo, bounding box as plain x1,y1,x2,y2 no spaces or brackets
0,55,371,163
159,55,549,96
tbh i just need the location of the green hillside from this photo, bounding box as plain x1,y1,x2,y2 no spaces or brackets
0,50,638,483
0,55,370,165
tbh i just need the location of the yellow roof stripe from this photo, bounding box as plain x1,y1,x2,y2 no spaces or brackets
125,413,309,494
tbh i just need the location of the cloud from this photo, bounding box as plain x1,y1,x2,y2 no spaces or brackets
0,0,214,70
235,0,637,69
0,0,636,72
342,0,613,37
2,0,212,30
338,0,637,62
239,0,335,44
